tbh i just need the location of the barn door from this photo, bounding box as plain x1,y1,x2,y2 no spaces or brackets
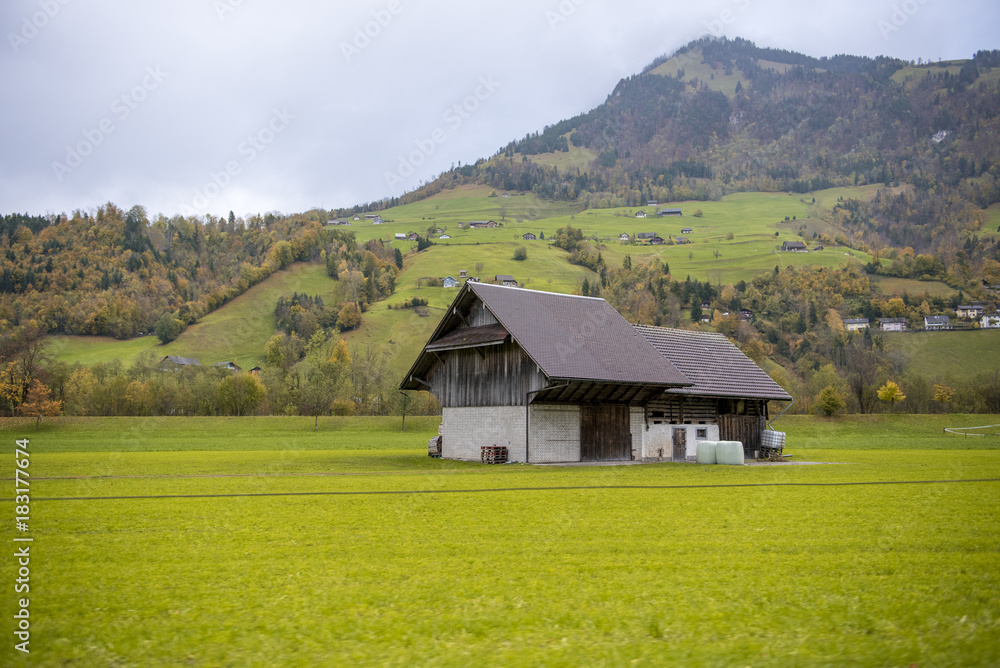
672,428,687,462
580,404,631,461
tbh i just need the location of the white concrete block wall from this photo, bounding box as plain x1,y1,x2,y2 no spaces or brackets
642,423,719,461
529,405,581,463
440,406,526,461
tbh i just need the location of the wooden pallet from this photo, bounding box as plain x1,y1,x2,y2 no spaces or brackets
481,445,508,464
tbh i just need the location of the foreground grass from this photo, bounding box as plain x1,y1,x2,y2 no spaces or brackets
1,416,998,667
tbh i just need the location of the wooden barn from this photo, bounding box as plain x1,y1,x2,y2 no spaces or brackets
401,283,791,463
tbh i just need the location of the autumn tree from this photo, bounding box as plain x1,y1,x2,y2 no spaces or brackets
877,381,906,411
17,379,63,429
816,384,845,416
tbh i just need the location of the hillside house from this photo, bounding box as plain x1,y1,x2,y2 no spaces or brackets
523,233,537,240
781,241,808,252
394,233,407,240
879,317,907,332
646,200,658,206
681,227,693,234
408,233,419,241
635,211,647,218
439,234,451,239
372,217,383,225
813,245,824,251
443,276,459,288
459,269,468,277
982,314,1000,329
494,274,518,286
401,283,791,463
658,208,683,216
469,220,497,229
649,236,665,245
636,232,655,240
844,318,869,332
924,315,952,330
327,219,350,226
618,233,630,241
160,356,200,371
739,309,753,321
213,361,242,372
956,303,985,319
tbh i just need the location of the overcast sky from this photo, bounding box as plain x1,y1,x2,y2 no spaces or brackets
1,0,997,220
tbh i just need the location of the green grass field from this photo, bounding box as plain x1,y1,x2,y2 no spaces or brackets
1,415,998,666
882,330,1000,378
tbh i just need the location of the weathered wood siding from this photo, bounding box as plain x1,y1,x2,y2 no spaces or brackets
646,396,767,424
646,396,716,424
718,415,766,456
427,339,546,407
467,301,499,327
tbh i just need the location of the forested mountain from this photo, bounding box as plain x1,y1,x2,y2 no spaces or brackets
0,205,400,339
392,38,1000,277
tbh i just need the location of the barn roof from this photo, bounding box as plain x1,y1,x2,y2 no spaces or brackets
633,325,792,401
401,283,691,390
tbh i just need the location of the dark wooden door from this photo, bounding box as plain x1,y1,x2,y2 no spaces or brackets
672,428,687,461
719,415,765,458
580,404,631,461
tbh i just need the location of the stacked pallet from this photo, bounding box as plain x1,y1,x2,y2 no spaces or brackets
481,445,508,464
428,435,442,458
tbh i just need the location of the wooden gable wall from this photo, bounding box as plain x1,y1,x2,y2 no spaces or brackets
427,339,547,408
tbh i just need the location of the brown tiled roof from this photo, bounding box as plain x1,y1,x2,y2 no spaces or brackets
467,283,690,386
425,324,508,352
634,324,792,401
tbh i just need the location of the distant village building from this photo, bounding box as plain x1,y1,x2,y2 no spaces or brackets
395,233,407,240
982,314,1000,329
468,220,497,228
649,236,664,245
844,318,870,332
249,366,262,377
646,200,658,206
400,283,791,463
781,241,808,252
459,269,468,277
636,232,655,240
619,233,630,241
327,219,350,226
160,356,200,371
681,227,693,234
213,361,242,372
408,233,419,241
494,274,517,287
439,234,451,239
443,276,459,288
878,317,907,332
923,315,952,331
956,303,985,319
522,233,537,240
635,211,647,218
813,245,824,251
739,309,753,321
658,208,683,216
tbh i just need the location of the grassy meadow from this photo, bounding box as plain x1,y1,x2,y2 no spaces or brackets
1,414,998,666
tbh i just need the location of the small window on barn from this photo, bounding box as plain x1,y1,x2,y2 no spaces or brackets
696,428,707,439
